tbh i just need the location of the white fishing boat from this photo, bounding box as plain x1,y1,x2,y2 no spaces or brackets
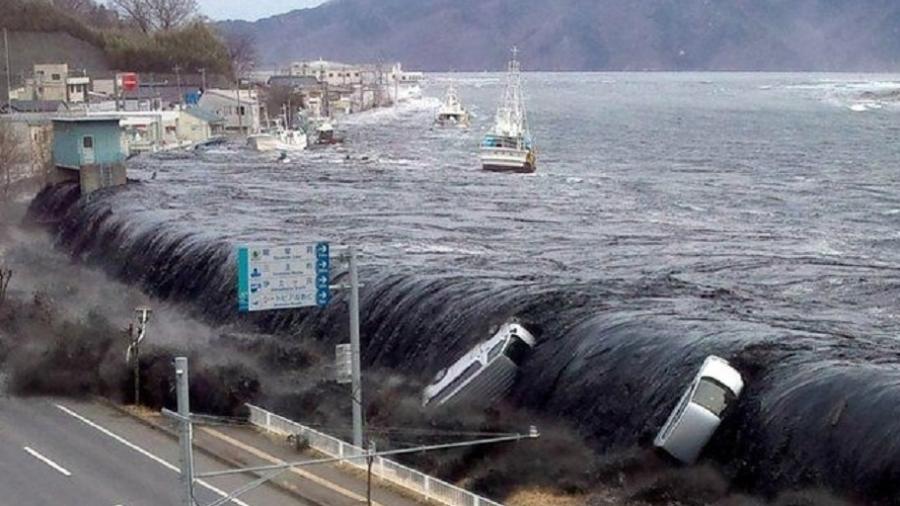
247,128,308,152
422,321,537,410
480,48,536,173
435,83,470,127
248,109,308,152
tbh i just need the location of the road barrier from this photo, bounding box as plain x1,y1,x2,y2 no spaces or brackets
246,404,503,506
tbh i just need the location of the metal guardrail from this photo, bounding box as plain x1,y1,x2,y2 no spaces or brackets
246,404,503,506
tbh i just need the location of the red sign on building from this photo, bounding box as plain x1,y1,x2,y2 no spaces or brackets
119,72,139,92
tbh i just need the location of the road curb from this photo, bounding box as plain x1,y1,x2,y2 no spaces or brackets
98,398,325,506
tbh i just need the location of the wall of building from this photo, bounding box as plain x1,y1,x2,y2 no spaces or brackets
177,113,211,144
79,163,126,195
53,121,125,169
0,119,53,192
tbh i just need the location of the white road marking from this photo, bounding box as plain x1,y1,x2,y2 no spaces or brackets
23,446,72,477
54,404,251,506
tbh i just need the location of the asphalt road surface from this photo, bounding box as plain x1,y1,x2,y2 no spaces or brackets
0,397,310,506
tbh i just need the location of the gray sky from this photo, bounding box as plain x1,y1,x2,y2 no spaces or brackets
197,0,326,21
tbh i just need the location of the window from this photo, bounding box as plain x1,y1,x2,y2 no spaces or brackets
487,340,506,363
52,73,61,81
82,136,94,149
692,379,735,417
239,106,246,115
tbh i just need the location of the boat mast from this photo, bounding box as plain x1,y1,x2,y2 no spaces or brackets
495,47,527,142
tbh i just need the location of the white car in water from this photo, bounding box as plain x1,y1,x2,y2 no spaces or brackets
422,321,536,409
654,355,744,464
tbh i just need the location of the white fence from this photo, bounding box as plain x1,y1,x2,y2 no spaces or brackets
246,404,503,506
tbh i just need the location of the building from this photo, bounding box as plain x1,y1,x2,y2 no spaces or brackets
198,89,261,133
84,110,182,153
267,75,320,89
0,117,53,192
6,100,69,114
52,117,127,195
22,64,91,104
178,108,225,145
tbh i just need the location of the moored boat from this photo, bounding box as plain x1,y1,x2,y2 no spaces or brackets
480,48,536,173
435,83,470,127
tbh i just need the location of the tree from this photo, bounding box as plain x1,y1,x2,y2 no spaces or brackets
0,121,25,203
110,0,198,33
223,30,258,79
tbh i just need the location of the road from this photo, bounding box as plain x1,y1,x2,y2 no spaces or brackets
0,396,310,506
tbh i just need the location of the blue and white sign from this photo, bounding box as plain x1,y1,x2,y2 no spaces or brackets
237,242,331,312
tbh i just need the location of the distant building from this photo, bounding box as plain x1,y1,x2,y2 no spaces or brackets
22,64,91,104
267,75,320,89
286,59,423,112
198,89,261,133
178,108,226,145
7,100,69,114
52,117,128,195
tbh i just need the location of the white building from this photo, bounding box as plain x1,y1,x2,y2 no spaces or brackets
197,89,261,133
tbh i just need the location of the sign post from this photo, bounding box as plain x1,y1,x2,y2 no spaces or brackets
237,242,364,448
237,242,331,312
347,246,363,448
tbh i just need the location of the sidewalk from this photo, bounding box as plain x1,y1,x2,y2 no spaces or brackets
133,407,426,506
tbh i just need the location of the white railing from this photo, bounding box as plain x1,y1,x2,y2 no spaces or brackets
246,404,502,506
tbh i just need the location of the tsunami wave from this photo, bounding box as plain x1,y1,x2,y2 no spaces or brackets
26,182,900,502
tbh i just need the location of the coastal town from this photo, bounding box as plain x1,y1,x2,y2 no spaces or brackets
1,56,424,195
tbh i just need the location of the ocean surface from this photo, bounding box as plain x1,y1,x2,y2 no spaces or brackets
34,73,900,500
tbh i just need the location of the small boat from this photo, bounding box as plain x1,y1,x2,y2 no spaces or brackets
480,48,536,174
247,128,308,152
422,320,536,410
435,83,470,127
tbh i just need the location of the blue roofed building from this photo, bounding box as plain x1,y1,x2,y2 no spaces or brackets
52,116,128,195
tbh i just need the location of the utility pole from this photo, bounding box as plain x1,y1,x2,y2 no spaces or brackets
236,79,244,134
174,357,195,506
3,28,11,111
173,65,183,106
127,307,152,406
366,440,376,506
348,246,364,448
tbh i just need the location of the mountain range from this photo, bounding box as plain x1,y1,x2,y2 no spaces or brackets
219,0,900,71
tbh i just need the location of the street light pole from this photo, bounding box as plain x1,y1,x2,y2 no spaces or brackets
175,357,195,506
3,28,11,110
348,246,364,448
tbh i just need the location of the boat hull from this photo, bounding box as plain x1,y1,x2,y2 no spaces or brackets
480,147,536,173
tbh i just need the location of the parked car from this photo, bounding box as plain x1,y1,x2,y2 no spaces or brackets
654,355,744,464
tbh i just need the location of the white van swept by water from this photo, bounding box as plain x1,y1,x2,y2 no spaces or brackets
654,355,744,464
422,321,537,410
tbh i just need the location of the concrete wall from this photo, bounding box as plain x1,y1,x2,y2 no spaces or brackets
1,119,53,191
79,164,126,195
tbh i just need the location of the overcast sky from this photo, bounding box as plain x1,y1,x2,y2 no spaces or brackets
197,0,326,21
